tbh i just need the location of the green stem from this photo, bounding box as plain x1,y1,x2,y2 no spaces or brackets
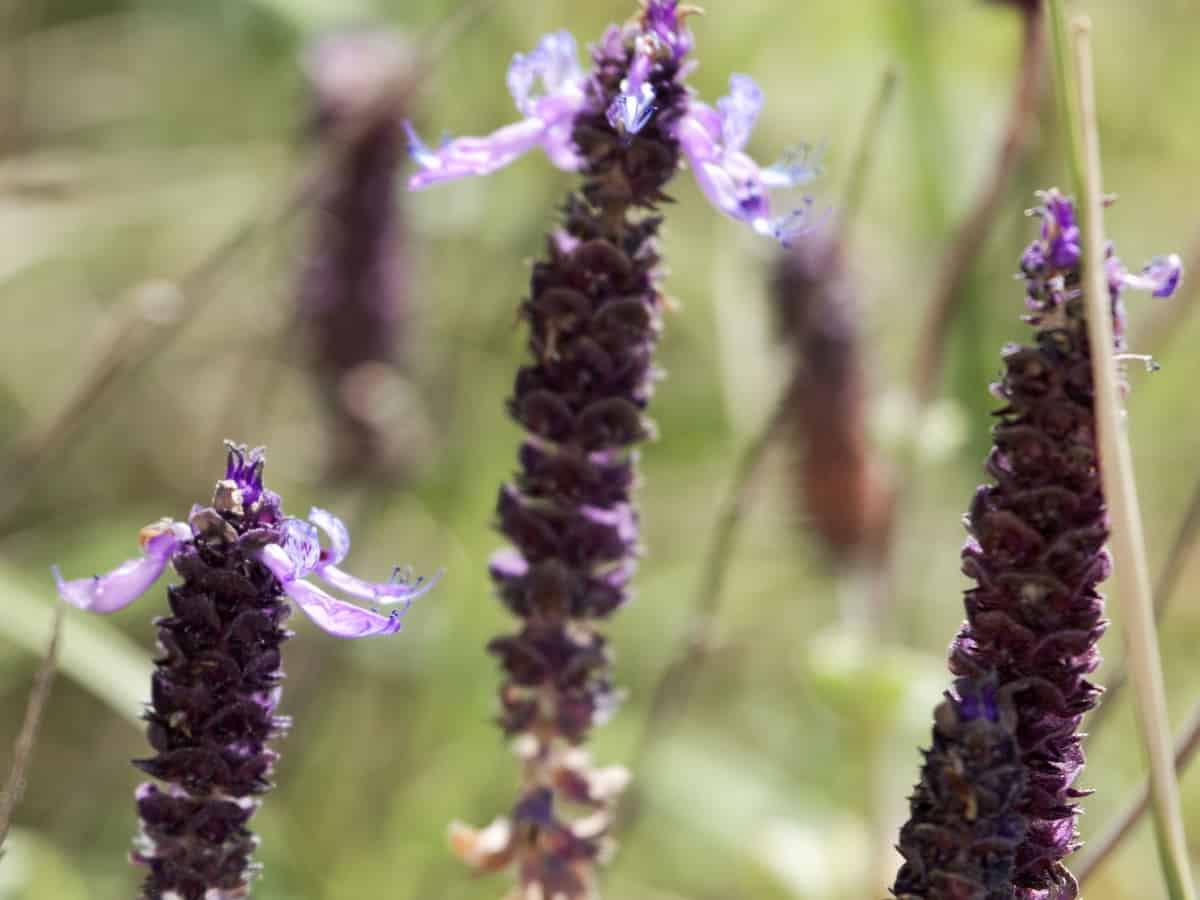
1047,0,1083,194
1069,17,1197,900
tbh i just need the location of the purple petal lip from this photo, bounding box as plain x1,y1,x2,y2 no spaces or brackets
1127,253,1184,299
259,544,407,639
53,521,190,614
404,30,586,191
674,74,823,245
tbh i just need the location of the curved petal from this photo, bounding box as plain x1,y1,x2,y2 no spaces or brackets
281,519,320,577
259,545,404,638
1122,254,1183,298
406,119,553,190
308,507,350,566
317,563,443,607
53,527,183,614
507,30,583,117
716,74,762,152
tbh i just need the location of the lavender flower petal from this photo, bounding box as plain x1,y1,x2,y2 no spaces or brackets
308,506,350,565
52,522,189,614
305,506,440,604
1121,253,1184,298
674,76,820,244
507,30,584,117
405,31,588,190
281,518,321,577
259,544,405,638
316,562,441,607
405,120,562,189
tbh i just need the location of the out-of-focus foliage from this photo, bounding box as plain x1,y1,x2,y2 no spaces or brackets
0,1,1197,898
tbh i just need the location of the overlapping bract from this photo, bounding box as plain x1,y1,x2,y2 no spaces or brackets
54,445,437,898
891,190,1183,900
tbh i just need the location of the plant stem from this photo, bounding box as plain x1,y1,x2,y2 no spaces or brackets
1070,18,1196,900
627,391,791,773
840,65,900,241
911,2,1046,407
1048,0,1083,194
1087,469,1200,738
1077,698,1200,884
0,608,62,855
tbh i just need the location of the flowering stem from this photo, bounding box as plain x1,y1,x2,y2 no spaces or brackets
1087,469,1200,737
0,608,62,855
840,65,900,240
1076,698,1200,884
628,393,790,769
911,1,1046,407
1070,18,1197,900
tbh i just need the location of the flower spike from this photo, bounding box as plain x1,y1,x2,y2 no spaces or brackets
53,444,440,900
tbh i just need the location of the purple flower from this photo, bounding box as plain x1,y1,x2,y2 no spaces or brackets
404,2,821,244
55,458,435,639
54,444,438,898
891,191,1184,898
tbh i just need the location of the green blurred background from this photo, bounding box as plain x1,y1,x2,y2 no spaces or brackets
1,0,1198,897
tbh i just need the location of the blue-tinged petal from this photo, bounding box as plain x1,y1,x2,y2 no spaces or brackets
307,507,350,565
259,545,405,638
317,562,442,607
606,81,657,137
751,197,825,248
281,519,320,577
716,74,762,153
406,119,574,190
1121,254,1184,298
507,31,583,117
53,521,188,614
761,144,823,189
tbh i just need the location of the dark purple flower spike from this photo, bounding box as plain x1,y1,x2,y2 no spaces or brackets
54,444,438,899
890,190,1183,900
297,31,415,479
771,234,893,564
892,676,1027,900
409,2,817,895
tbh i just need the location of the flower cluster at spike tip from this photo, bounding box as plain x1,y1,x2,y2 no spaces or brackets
889,189,1182,900
54,444,439,636
403,1,823,245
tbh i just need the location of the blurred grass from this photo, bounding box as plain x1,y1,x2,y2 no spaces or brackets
1,0,1198,898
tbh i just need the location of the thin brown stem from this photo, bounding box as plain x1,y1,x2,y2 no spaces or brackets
621,62,902,826
1087,470,1200,738
840,65,900,241
0,608,63,855
910,4,1045,408
623,387,791,804
1077,699,1200,884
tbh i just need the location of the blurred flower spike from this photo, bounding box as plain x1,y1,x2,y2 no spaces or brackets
404,0,822,245
54,445,439,639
